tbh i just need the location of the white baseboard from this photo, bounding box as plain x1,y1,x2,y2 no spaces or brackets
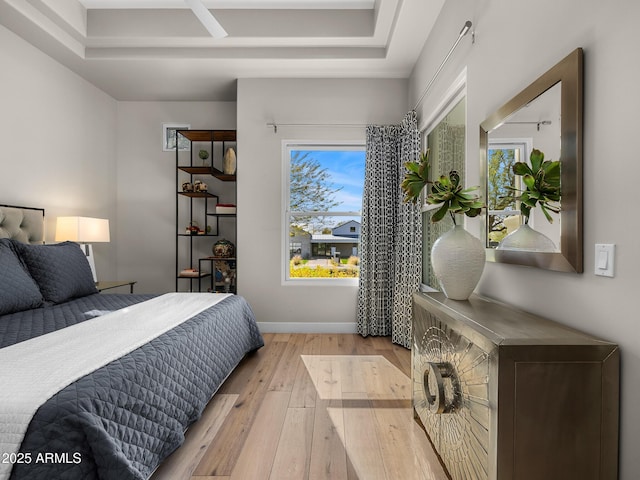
257,322,357,334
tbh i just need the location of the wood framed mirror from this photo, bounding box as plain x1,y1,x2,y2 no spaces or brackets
480,48,583,273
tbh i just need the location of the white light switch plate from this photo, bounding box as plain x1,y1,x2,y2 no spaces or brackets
594,244,615,277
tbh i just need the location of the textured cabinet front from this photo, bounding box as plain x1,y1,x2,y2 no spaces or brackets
412,292,619,480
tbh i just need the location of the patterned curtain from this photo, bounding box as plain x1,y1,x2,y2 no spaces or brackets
392,112,422,348
356,111,422,348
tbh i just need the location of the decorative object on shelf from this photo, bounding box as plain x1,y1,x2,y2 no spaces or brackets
498,148,560,252
198,149,210,166
214,260,230,281
182,181,193,192
402,153,485,300
223,147,236,175
213,238,235,258
223,271,235,293
193,180,208,193
186,222,204,235
215,203,236,214
214,261,236,293
179,268,200,277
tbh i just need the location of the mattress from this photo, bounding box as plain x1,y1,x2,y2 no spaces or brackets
0,293,264,480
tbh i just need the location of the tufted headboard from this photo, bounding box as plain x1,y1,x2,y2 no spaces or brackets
0,204,45,244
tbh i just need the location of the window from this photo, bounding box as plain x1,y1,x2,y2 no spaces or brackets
283,142,365,283
486,139,531,246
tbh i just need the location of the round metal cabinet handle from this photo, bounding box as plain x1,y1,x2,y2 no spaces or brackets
423,361,461,414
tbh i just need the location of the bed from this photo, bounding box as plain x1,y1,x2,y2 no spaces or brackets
0,205,264,480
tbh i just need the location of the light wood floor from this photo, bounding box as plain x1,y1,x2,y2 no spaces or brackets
151,333,449,480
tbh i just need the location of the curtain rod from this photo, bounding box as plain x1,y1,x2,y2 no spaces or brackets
505,120,552,131
413,20,473,111
266,122,368,133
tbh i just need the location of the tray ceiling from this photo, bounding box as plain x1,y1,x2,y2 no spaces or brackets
0,0,445,101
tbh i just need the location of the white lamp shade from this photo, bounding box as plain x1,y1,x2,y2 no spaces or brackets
55,217,110,243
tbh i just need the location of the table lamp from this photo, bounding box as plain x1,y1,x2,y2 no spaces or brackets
55,216,110,282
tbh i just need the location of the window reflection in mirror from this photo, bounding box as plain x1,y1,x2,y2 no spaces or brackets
487,141,528,245
486,82,562,250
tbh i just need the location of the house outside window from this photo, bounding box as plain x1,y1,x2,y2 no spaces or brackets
283,142,365,284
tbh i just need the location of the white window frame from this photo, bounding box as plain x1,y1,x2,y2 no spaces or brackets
281,140,365,286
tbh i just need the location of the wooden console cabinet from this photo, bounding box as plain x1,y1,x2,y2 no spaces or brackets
412,292,619,480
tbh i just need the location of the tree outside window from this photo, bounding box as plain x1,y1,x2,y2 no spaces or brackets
285,144,365,281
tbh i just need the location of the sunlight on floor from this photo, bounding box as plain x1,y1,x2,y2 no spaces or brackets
301,355,448,480
301,354,411,400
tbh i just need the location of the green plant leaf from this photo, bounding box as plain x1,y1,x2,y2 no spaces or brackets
431,201,450,223
539,203,554,223
523,174,535,190
401,150,431,204
466,207,482,217
530,149,544,172
513,162,532,176
404,161,421,174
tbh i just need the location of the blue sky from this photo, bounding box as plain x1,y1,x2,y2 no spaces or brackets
294,149,365,212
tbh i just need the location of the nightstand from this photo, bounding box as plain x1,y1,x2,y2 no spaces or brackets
96,281,137,293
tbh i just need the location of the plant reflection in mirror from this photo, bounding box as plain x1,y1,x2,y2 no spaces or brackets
505,149,561,224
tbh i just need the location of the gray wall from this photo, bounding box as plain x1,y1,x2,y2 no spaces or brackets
409,0,640,477
237,78,408,331
0,24,118,280
115,101,236,294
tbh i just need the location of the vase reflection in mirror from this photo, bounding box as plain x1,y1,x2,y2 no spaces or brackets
497,215,557,252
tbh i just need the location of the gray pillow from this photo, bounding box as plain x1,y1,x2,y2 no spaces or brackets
14,241,98,304
0,239,44,315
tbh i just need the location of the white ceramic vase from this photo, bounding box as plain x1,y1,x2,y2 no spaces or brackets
223,147,236,175
431,225,485,300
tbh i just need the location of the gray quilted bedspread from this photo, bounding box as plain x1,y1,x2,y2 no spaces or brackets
1,293,263,480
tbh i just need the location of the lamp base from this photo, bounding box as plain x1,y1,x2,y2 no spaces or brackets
80,243,98,282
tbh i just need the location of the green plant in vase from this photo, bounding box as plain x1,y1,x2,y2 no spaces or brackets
198,149,210,166
505,148,561,224
426,170,483,224
401,150,485,300
401,149,483,224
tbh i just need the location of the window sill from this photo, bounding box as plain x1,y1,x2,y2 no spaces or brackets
283,277,359,287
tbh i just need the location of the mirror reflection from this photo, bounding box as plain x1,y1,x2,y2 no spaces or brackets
487,82,561,250
480,48,583,273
